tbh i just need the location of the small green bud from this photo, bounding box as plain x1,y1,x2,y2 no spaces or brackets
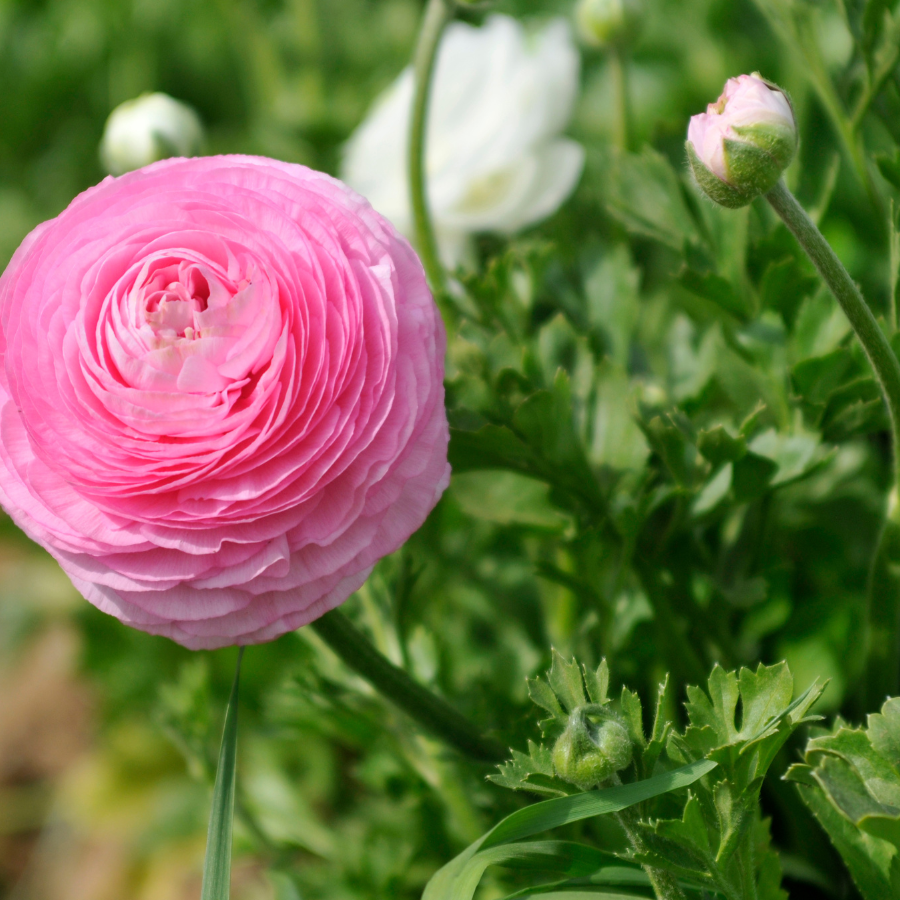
552,707,632,790
575,0,642,49
687,73,797,208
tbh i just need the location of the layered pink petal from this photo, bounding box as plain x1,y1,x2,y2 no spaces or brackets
0,155,449,648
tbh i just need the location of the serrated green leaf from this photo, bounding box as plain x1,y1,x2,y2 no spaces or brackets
620,688,644,745
654,791,712,859
649,677,670,745
548,649,587,714
713,780,753,864
796,782,900,900
489,741,577,797
528,676,566,719
583,660,611,707
808,726,900,808
684,666,738,744
738,662,793,739
667,725,719,766
868,698,900,768
642,678,672,775
201,648,243,900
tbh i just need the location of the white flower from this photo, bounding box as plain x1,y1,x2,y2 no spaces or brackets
100,93,204,176
341,15,585,266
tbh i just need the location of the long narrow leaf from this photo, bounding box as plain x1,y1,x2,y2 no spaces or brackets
484,759,716,850
498,866,652,900
423,758,716,900
201,647,244,900
497,892,647,900
425,841,627,900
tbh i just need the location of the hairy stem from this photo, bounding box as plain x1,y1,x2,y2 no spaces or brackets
766,179,900,704
309,609,505,762
614,802,686,900
409,0,453,299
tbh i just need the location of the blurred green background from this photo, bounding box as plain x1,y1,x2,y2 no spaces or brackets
1,0,898,898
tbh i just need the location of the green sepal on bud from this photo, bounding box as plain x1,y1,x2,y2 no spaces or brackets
686,141,755,209
552,705,632,790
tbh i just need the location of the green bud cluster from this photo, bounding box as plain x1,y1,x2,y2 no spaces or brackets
552,706,632,790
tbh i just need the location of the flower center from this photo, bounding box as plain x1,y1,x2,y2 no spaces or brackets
142,263,212,341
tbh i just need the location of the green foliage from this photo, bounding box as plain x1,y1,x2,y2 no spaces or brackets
788,696,900,898
485,656,822,900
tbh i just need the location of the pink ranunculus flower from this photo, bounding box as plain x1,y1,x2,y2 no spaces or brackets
686,73,796,208
0,155,450,649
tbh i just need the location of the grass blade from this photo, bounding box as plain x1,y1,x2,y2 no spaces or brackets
201,647,244,900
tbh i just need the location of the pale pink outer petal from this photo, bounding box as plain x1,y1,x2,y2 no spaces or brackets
0,155,450,649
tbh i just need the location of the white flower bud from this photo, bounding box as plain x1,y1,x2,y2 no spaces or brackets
100,93,204,176
576,0,642,49
687,73,797,208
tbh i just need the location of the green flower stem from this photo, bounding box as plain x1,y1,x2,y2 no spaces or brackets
409,0,453,300
766,179,900,704
766,180,900,477
201,647,243,900
610,777,686,900
309,609,506,762
609,45,632,152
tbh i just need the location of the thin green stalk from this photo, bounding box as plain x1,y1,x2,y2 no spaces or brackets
610,777,686,900
309,609,506,762
609,46,632,152
409,0,453,299
765,179,900,705
765,180,900,479
201,647,244,900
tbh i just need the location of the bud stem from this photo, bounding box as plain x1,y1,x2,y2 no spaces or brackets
409,0,453,302
309,609,506,762
765,178,900,705
610,776,686,900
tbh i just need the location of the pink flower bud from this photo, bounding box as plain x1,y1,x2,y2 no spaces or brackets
687,73,797,208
